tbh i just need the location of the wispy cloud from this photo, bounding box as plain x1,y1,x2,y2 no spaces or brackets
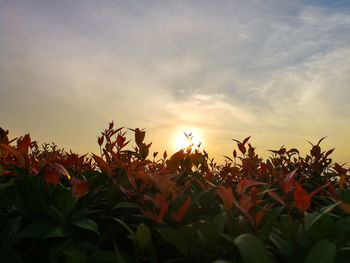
1,0,349,162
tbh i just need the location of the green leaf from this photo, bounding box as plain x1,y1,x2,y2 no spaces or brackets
63,248,88,263
213,212,226,233
136,223,151,249
16,178,46,213
305,239,336,263
111,217,136,241
234,233,272,263
305,202,339,231
73,218,100,235
157,228,190,256
332,217,350,238
89,252,121,263
0,183,17,208
193,220,220,248
305,213,334,242
45,226,69,238
113,242,126,263
269,233,291,259
339,189,350,203
112,202,140,210
53,185,76,215
17,219,55,239
0,240,23,263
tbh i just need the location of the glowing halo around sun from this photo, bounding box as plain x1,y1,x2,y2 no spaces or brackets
173,127,204,151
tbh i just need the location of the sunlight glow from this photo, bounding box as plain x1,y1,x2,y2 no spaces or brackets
173,127,203,151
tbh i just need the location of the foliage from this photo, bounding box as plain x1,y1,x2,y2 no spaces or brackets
0,124,349,263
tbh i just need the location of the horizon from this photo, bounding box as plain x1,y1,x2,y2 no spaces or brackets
1,0,349,164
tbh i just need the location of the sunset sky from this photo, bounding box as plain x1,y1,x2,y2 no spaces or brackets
1,0,349,163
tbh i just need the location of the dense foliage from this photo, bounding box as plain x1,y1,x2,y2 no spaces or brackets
0,122,349,263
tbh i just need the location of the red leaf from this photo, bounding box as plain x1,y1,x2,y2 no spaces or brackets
269,146,286,155
42,167,60,185
239,193,254,213
171,195,191,223
167,150,185,171
281,179,294,195
334,163,347,174
310,183,330,197
117,134,126,147
109,121,114,130
142,193,169,224
0,143,25,167
92,154,113,178
238,144,246,154
217,186,235,211
224,156,233,162
287,148,299,155
135,128,145,146
71,178,90,198
267,190,285,206
317,136,327,145
325,148,335,158
0,128,9,142
242,136,251,145
294,182,311,213
233,149,237,158
326,178,336,196
97,136,104,146
281,167,299,194
260,162,268,173
237,179,265,195
310,145,321,159
49,162,71,180
17,134,31,156
254,211,265,226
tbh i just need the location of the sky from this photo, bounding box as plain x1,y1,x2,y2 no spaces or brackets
1,0,349,164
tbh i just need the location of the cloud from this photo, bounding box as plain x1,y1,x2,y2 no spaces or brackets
0,0,349,162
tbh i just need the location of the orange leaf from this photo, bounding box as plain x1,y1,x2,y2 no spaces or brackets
240,193,254,213
294,182,311,213
254,211,265,226
143,193,169,224
237,179,265,195
49,162,71,180
150,173,178,200
217,186,235,211
171,195,191,223
92,154,113,178
42,167,60,185
71,178,90,198
17,134,31,156
0,143,25,167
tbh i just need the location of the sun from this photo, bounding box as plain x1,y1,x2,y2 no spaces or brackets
174,127,203,151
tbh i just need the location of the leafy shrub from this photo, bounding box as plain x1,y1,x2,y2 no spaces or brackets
0,124,349,263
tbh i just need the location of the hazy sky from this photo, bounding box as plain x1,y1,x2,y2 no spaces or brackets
1,0,349,163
